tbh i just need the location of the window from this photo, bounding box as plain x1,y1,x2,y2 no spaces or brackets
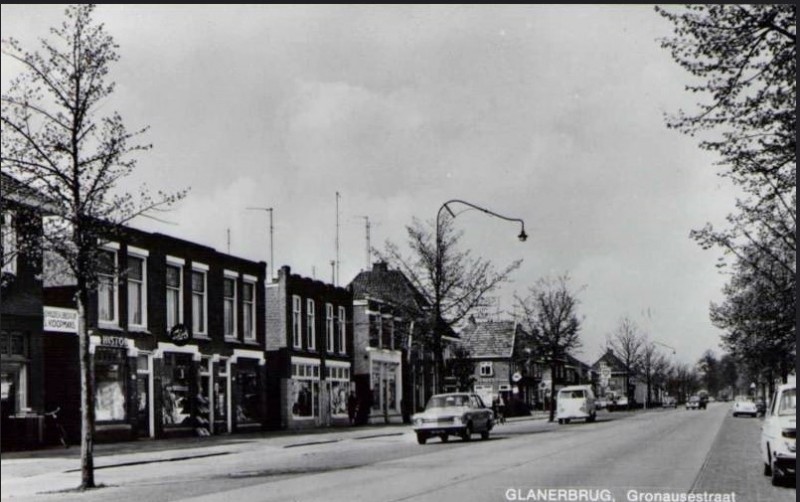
165,263,183,328
97,249,118,324
95,348,127,422
306,299,315,350
1,211,16,275
242,281,255,340
369,313,382,348
326,303,334,352
337,306,346,354
292,295,302,348
127,255,146,328
480,362,493,377
327,363,351,417
382,315,393,349
191,269,207,335
161,352,192,427
223,277,237,338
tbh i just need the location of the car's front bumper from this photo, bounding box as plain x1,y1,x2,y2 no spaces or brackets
413,425,466,436
773,453,796,476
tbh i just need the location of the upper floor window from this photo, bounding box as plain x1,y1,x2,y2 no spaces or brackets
223,276,237,338
292,295,302,348
97,248,118,325
1,211,17,275
369,313,382,348
326,303,334,352
337,306,346,354
382,315,393,350
480,362,493,377
191,268,207,335
127,253,147,328
165,261,183,328
306,298,316,350
242,281,255,341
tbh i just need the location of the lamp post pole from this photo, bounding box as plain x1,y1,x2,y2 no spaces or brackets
432,199,527,393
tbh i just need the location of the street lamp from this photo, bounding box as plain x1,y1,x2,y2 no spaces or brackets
432,199,527,392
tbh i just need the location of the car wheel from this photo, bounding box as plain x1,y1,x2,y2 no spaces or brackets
558,419,563,424
565,419,571,424
440,434,449,443
733,412,738,417
481,429,490,440
461,423,472,441
416,432,427,445
588,413,596,423
771,460,783,486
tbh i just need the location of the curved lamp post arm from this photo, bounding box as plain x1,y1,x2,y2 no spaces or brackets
436,199,528,242
652,340,676,355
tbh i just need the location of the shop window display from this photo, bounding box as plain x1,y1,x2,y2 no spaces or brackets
95,348,127,422
291,362,319,418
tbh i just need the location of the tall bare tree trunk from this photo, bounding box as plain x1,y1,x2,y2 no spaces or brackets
77,291,95,489
548,362,556,423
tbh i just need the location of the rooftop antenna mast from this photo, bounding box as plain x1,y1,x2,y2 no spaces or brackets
246,207,274,280
354,216,371,270
335,191,341,286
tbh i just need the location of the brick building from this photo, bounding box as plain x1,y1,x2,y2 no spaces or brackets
348,262,432,424
42,225,267,443
457,319,538,414
265,266,353,429
1,174,54,449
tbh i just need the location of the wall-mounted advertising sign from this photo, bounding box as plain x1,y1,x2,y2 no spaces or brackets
168,324,191,346
43,306,78,333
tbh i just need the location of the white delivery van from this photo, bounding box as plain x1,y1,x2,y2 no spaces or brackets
556,385,597,424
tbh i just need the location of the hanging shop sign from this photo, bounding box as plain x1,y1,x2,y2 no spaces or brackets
168,324,191,346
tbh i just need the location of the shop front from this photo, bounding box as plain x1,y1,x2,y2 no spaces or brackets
287,356,320,428
368,350,402,424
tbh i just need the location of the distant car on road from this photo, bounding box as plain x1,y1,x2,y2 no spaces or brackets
411,392,494,445
556,385,597,424
732,395,758,417
686,395,703,410
662,396,677,408
760,382,796,486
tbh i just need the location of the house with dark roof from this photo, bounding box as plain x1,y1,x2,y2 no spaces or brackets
592,349,648,407
457,318,539,414
347,262,433,423
536,352,596,408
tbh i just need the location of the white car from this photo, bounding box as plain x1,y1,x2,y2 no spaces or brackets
411,393,494,444
556,385,597,424
760,383,796,486
732,395,758,417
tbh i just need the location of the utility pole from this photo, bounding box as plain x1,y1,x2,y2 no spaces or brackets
246,207,274,280
226,228,230,254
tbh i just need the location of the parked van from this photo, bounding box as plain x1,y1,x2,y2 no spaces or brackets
556,385,597,424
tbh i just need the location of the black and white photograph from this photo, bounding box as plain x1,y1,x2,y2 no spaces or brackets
0,4,795,502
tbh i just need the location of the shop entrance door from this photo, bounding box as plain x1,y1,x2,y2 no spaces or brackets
135,354,152,438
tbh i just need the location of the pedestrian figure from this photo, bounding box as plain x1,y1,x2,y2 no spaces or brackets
497,395,506,424
347,392,358,425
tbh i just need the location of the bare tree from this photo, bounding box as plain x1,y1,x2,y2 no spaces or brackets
378,216,521,393
606,317,645,406
1,5,186,489
515,274,583,422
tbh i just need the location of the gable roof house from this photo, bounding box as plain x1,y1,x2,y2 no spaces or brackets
457,319,539,414
347,262,434,422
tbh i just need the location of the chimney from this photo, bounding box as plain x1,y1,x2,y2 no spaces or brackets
372,262,388,273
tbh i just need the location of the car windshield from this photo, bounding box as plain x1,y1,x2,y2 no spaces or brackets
735,395,752,402
689,396,699,402
426,395,469,409
559,390,584,399
778,388,796,416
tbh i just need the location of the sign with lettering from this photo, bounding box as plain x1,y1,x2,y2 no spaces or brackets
168,324,191,346
43,306,78,333
99,335,127,348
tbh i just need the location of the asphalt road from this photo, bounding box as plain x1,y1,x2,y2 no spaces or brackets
2,403,794,502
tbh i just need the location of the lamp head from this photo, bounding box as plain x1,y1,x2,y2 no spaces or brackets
518,229,528,242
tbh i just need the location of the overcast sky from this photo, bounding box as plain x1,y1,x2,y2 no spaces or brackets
1,5,741,365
